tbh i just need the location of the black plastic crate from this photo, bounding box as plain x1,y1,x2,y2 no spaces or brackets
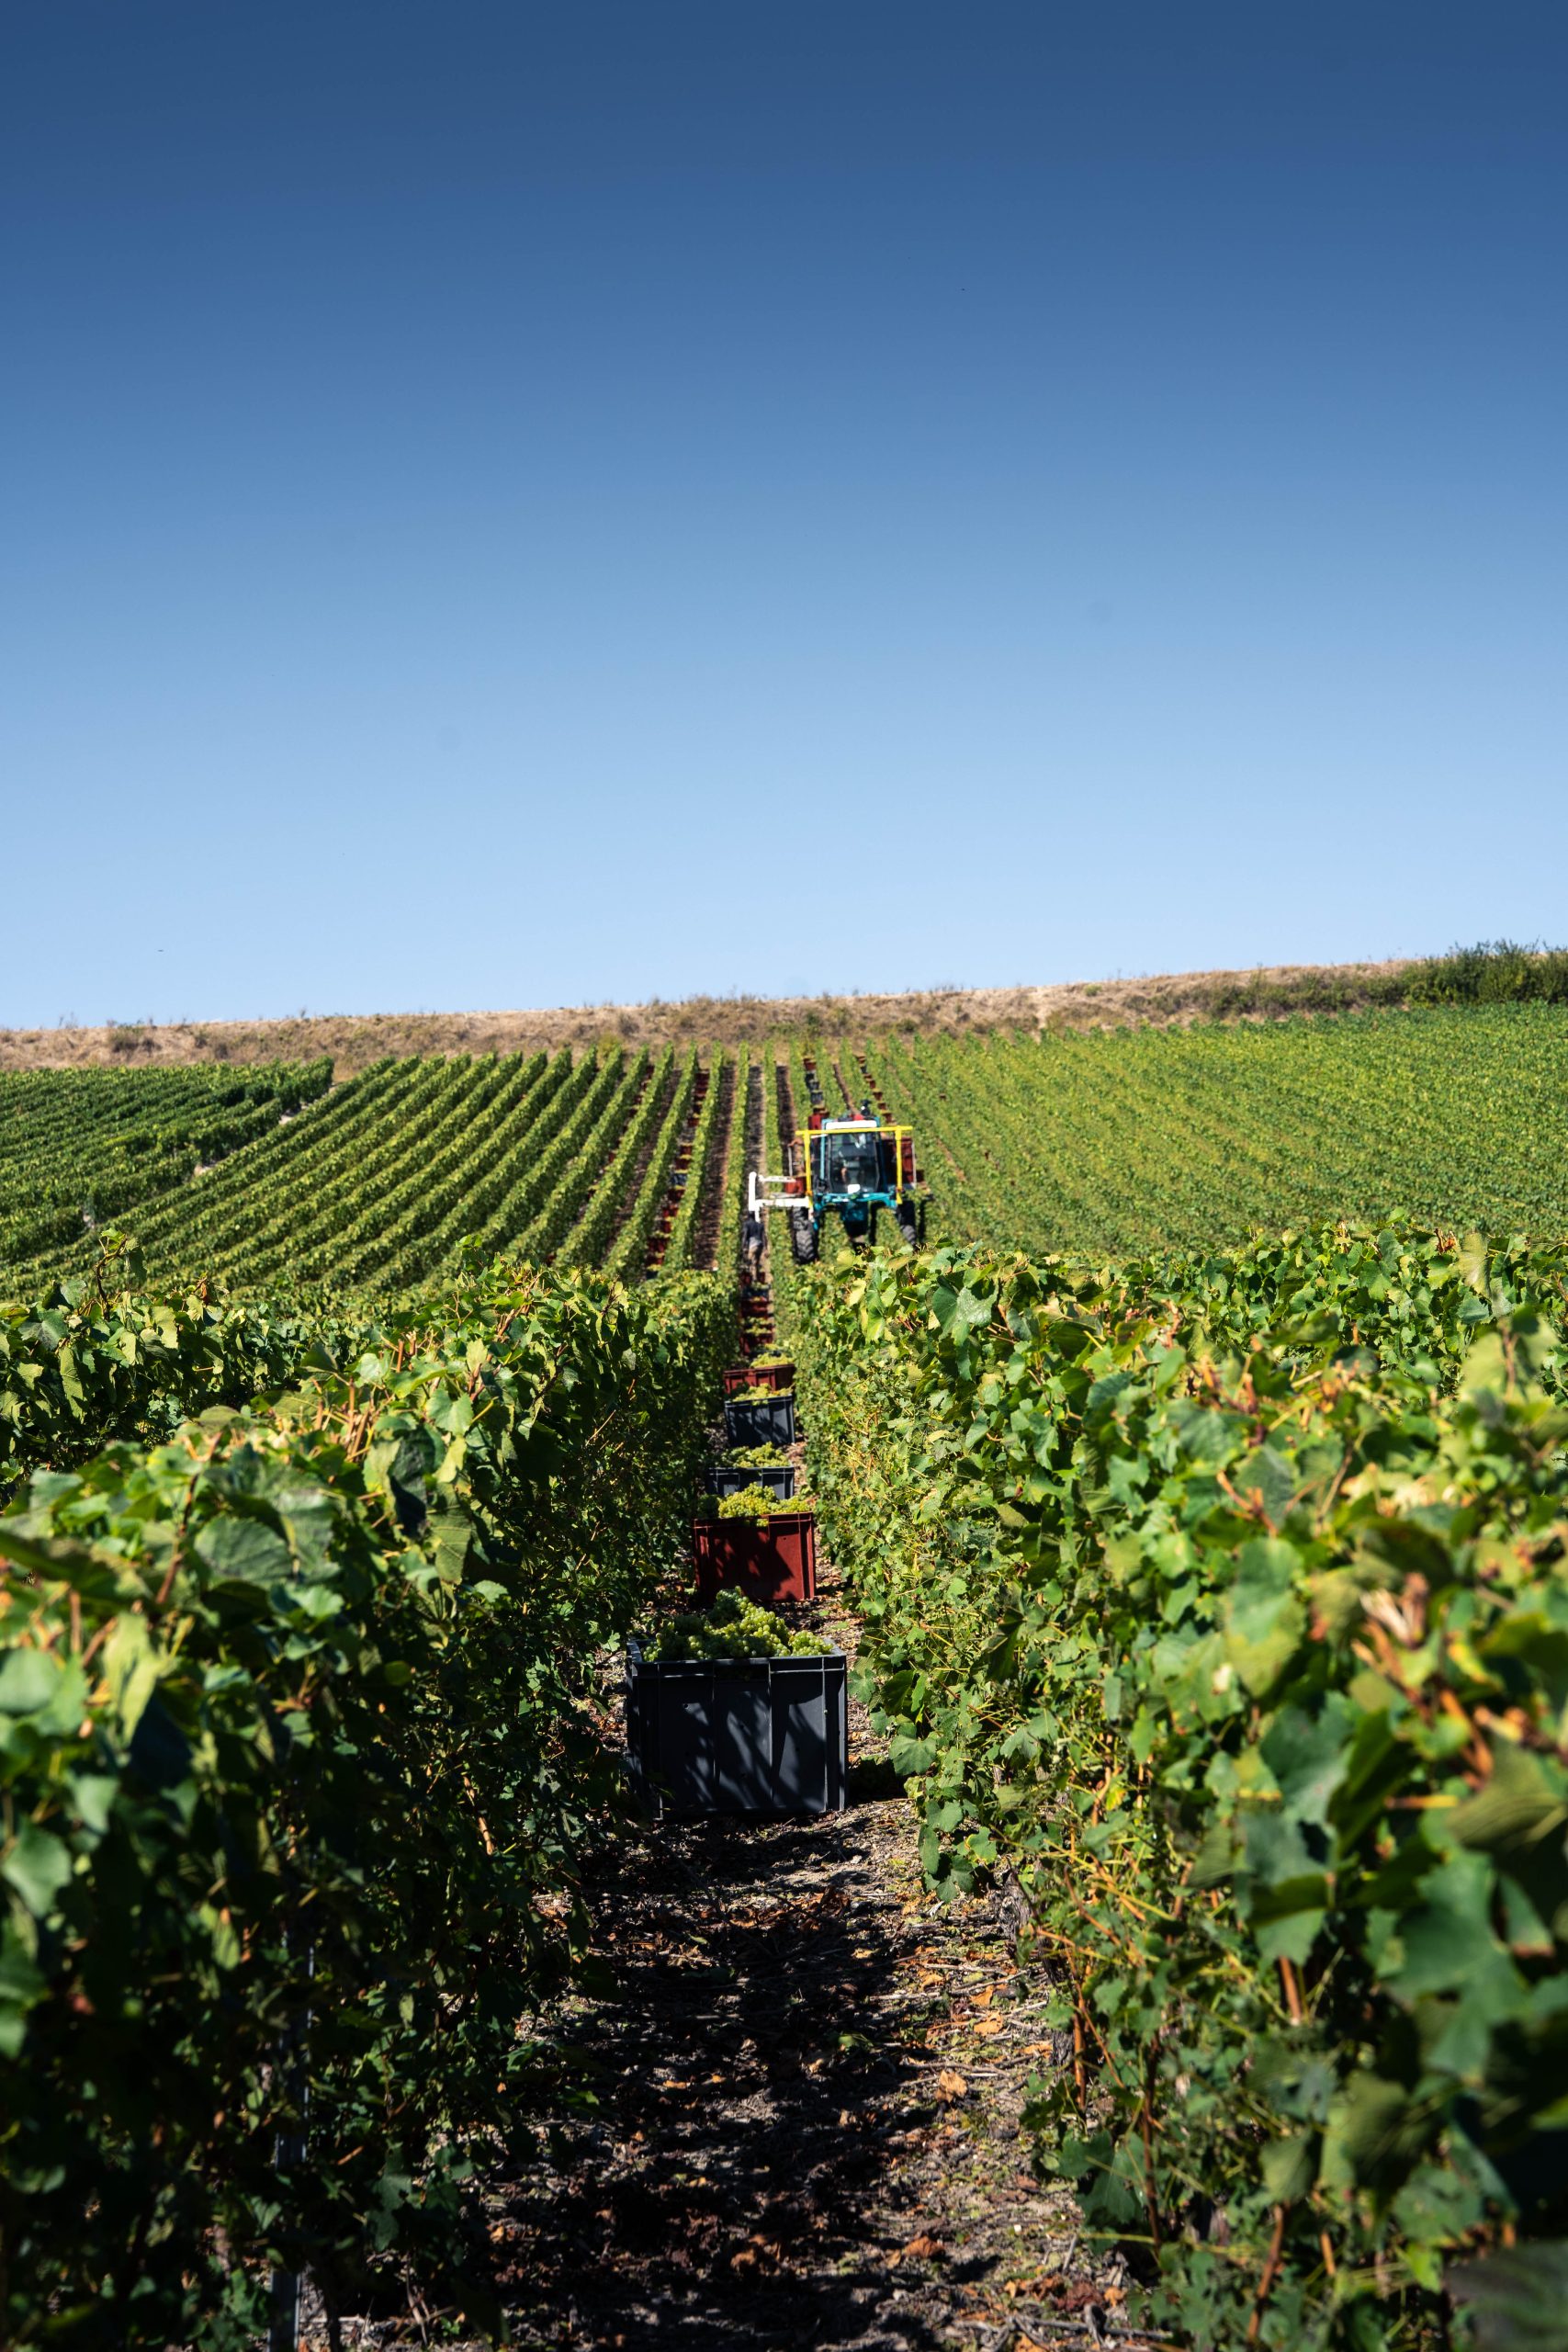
723,1393,796,1450
702,1463,796,1500
626,1641,847,1817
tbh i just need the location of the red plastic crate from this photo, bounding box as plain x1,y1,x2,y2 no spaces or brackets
722,1360,794,1396
691,1512,818,1604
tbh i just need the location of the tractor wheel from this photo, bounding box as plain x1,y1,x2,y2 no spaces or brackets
897,1208,919,1250
791,1213,818,1264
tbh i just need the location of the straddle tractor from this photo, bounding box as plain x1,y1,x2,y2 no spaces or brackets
750,1098,926,1262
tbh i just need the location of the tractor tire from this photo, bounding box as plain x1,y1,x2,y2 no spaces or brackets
791,1213,819,1264
896,1208,919,1250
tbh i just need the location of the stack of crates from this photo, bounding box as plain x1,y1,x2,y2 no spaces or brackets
626,1347,846,1817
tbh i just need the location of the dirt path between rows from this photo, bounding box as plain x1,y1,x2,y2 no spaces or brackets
473,1566,1125,2351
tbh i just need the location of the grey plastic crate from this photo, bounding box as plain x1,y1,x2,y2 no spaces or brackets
703,1463,796,1500
626,1640,847,1817
723,1393,796,1450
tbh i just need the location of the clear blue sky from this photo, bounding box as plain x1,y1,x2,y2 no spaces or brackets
4,2,1564,1024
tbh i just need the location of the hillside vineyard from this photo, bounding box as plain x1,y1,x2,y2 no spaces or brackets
4,1000,1568,2349
3,1005,1566,1289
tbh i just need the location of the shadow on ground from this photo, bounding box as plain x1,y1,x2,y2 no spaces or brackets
491,1803,953,2348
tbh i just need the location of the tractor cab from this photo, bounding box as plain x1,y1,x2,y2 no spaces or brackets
810,1118,896,1204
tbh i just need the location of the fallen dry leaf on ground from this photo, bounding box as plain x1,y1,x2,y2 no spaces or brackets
888,2232,945,2266
934,2068,968,2102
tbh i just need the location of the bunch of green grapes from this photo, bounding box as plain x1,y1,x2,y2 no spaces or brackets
649,1589,825,1659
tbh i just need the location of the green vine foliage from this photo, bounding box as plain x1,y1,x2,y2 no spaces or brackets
0,1257,732,2348
799,1224,1568,2351
0,1061,333,1274
861,1009,1568,1264
0,1236,359,1487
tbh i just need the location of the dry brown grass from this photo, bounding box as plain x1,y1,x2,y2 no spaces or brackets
0,961,1420,1075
